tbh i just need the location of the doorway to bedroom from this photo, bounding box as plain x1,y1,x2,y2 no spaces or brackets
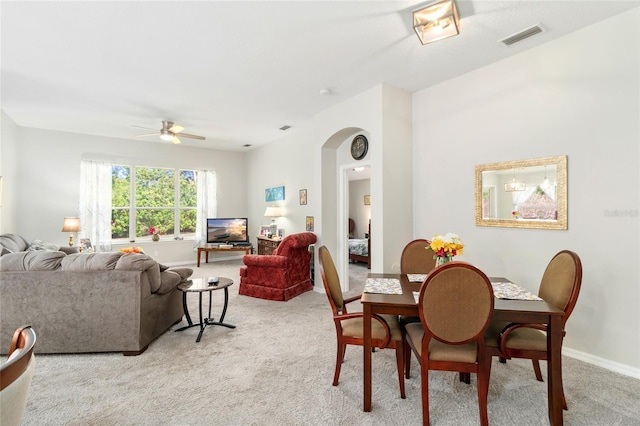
347,166,371,280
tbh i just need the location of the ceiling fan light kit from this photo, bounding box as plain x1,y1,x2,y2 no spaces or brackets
134,120,205,144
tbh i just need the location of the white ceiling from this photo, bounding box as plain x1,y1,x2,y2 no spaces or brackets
2,1,637,152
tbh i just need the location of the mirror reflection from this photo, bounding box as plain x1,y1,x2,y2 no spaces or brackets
475,156,567,230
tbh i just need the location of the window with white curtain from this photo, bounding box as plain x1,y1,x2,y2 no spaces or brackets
80,160,216,248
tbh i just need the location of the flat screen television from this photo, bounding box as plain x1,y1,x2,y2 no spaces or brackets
206,218,249,244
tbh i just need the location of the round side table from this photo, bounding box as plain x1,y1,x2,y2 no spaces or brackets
174,277,236,342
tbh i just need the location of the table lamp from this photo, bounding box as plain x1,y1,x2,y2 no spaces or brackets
264,206,282,237
61,217,81,247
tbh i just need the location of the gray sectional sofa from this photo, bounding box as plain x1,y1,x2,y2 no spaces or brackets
0,233,190,355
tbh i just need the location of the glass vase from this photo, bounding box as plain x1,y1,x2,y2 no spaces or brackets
436,256,452,266
152,233,160,242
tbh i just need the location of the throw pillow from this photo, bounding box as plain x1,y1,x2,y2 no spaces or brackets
26,239,61,252
1,247,13,256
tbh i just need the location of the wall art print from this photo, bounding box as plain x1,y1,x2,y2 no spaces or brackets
265,186,285,202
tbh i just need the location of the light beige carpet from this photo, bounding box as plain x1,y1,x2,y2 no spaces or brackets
20,260,640,425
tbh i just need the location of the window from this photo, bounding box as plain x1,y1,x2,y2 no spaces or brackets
111,165,197,240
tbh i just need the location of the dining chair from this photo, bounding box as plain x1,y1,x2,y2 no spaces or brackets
399,239,437,379
318,245,406,399
405,262,494,426
485,249,582,410
1,325,37,426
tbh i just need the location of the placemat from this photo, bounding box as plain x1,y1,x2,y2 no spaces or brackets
364,277,402,294
491,281,542,300
407,274,427,283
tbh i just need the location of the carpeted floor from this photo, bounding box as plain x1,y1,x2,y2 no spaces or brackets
20,260,640,425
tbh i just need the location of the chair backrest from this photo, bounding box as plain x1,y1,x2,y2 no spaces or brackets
273,232,317,257
1,325,37,426
419,262,494,345
538,250,582,326
318,246,345,312
401,239,437,274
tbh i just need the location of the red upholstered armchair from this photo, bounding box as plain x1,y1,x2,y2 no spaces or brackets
239,232,317,301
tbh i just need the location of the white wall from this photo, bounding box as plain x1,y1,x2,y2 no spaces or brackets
413,9,640,373
315,84,413,278
245,123,317,243
7,126,247,264
0,111,19,233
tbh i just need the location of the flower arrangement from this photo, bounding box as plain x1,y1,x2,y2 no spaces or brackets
120,246,144,254
428,233,464,265
149,226,160,241
512,211,521,219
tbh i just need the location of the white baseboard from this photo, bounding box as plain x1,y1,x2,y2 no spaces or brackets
563,347,640,379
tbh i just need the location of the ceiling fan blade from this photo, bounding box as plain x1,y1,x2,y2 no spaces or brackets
172,136,181,144
178,133,206,140
131,125,158,131
169,125,184,133
135,133,158,137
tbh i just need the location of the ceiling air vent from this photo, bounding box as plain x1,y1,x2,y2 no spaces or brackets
279,125,292,131
499,24,543,46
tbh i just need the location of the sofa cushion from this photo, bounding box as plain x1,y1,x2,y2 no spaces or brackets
157,270,182,295
0,251,66,271
115,254,161,293
61,252,123,270
0,234,29,253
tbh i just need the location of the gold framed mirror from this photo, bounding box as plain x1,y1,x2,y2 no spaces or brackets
475,156,567,230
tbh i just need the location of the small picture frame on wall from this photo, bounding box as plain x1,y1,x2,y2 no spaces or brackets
299,189,307,205
306,216,314,232
364,195,371,205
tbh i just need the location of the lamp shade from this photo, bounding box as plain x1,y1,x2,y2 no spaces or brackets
61,217,81,232
264,206,283,218
413,0,460,45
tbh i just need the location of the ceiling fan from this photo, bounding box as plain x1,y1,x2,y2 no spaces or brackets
133,120,206,144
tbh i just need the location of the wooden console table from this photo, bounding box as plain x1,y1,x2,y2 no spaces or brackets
197,246,253,267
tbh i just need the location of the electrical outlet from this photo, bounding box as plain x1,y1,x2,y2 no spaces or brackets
153,250,158,257
391,263,400,272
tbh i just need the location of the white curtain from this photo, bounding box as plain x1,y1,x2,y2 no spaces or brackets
194,170,217,249
79,160,112,252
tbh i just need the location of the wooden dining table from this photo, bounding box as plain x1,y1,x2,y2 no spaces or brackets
361,273,565,425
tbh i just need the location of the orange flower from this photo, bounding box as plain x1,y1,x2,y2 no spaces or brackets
120,247,144,254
